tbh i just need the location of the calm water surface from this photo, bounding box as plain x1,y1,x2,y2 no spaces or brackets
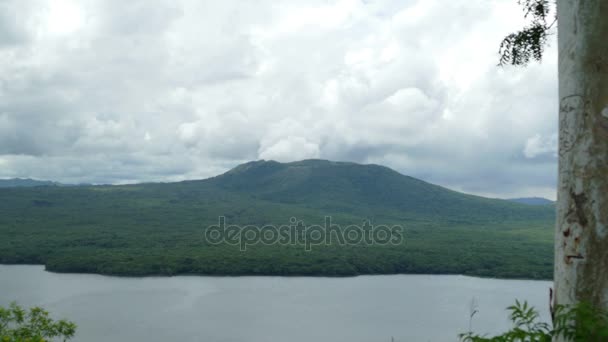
0,265,551,342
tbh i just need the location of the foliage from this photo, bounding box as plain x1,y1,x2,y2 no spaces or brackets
0,160,554,278
460,300,608,342
553,302,608,341
499,0,556,66
0,303,76,342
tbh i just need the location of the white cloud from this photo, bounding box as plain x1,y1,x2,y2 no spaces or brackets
44,0,86,35
259,136,320,162
524,133,558,159
0,0,558,197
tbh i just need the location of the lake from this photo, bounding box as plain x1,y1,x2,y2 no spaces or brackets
0,265,551,341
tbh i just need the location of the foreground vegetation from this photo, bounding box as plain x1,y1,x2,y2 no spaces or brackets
0,303,76,342
461,301,608,341
0,160,554,279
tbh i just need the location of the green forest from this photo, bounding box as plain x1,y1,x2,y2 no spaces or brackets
0,160,554,279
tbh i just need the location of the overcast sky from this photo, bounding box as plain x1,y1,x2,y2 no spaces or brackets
0,0,558,199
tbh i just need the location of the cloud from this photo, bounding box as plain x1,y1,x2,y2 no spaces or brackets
0,1,31,46
524,134,558,159
259,136,320,162
0,0,558,198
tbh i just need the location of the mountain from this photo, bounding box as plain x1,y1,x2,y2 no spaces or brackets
210,159,554,223
0,178,92,188
508,197,555,206
0,178,60,188
0,159,554,279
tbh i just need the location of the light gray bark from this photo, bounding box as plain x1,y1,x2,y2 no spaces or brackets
554,0,608,317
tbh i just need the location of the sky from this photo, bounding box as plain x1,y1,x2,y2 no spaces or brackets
0,0,558,199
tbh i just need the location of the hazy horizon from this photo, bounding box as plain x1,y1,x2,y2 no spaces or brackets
0,158,557,200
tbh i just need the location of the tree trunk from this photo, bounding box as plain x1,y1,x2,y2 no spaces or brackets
554,0,608,319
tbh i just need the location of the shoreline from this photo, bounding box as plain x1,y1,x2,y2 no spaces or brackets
0,262,553,282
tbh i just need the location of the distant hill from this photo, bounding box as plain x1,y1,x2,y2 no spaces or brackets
211,159,554,222
508,197,555,206
0,159,554,279
0,178,91,188
0,178,60,188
